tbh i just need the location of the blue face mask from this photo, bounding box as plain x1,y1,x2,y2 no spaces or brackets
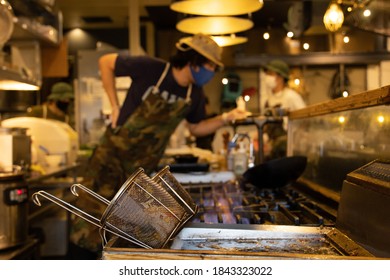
190,65,215,86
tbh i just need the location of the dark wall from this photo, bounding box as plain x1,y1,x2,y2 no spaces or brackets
64,27,147,55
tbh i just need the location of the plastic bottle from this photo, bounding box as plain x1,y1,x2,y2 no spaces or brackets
233,143,248,176
226,142,236,171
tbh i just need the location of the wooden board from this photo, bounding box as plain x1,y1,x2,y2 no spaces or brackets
289,85,390,120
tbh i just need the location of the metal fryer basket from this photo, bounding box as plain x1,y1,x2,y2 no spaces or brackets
32,166,197,249
152,166,198,219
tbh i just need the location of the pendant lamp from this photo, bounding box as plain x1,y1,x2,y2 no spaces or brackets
211,35,248,47
176,16,254,35
170,0,264,16
181,34,248,47
323,2,344,32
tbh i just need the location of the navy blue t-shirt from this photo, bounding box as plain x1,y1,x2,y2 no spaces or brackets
114,55,206,126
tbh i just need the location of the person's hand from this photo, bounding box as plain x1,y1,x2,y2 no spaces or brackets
222,108,251,124
110,107,120,128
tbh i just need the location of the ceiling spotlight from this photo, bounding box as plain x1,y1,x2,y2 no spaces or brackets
303,43,310,50
343,35,350,43
323,2,344,32
287,31,294,38
263,32,270,40
170,0,264,16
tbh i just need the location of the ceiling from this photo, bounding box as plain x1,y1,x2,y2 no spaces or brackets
56,0,328,31
56,0,390,37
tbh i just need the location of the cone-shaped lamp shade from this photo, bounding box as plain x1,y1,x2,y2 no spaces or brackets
170,0,264,16
211,35,248,47
177,16,254,35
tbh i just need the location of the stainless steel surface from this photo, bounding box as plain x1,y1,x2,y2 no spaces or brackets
102,175,383,259
103,223,374,259
0,0,13,48
0,127,31,171
170,224,373,257
337,159,390,257
0,90,37,113
0,169,28,250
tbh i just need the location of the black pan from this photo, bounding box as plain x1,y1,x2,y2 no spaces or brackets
242,156,307,189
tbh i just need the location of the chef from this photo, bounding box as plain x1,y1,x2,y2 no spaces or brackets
70,33,248,256
262,59,306,159
26,81,75,128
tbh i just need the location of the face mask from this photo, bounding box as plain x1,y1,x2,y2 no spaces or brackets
190,65,215,86
56,101,69,113
265,75,277,90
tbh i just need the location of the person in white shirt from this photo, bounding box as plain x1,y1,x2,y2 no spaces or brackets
262,59,306,159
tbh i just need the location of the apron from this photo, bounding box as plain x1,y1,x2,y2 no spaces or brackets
70,63,193,252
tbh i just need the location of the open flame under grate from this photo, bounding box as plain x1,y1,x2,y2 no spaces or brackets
185,182,337,226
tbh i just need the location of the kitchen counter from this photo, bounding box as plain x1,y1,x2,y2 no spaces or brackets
0,238,40,260
26,163,80,184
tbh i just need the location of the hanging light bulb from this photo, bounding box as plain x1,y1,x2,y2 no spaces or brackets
323,2,344,32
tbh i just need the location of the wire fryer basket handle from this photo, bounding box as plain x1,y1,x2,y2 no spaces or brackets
32,190,153,249
32,190,101,227
70,183,110,205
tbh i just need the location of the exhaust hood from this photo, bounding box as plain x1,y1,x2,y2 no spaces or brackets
0,0,40,91
0,66,40,91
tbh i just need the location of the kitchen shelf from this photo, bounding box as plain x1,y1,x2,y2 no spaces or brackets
0,65,40,89
12,16,60,46
8,0,62,46
235,52,390,68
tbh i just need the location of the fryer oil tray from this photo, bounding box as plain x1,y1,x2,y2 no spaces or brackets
32,166,197,249
102,224,375,259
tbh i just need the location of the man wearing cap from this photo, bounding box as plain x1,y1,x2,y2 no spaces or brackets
91,33,246,187
262,59,306,159
27,81,74,127
69,34,247,256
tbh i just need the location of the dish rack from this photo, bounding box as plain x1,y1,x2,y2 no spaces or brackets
32,166,198,249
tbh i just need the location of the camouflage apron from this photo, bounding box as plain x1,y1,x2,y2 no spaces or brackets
70,63,193,252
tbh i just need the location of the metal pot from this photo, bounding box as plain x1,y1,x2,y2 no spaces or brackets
0,167,29,250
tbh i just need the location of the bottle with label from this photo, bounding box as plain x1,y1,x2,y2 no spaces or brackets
233,143,247,176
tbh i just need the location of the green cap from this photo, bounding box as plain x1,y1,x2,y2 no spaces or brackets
48,82,74,101
264,60,290,79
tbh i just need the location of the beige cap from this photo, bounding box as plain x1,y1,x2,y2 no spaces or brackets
176,33,224,67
